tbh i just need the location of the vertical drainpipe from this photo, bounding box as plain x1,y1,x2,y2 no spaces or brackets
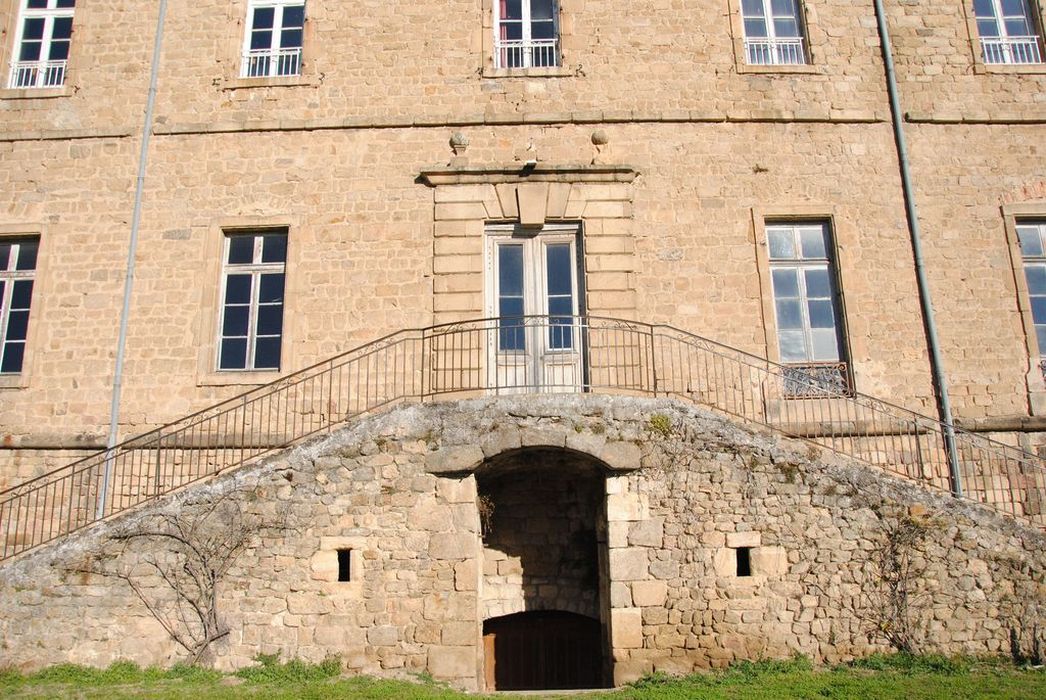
871,0,963,497
98,0,169,519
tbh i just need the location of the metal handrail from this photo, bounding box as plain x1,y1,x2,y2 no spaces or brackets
2,315,1044,560
8,59,67,89
980,35,1043,65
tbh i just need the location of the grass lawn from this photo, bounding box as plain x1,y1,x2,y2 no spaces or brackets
1,654,1043,699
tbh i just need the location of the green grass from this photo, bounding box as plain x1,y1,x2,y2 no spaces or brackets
0,654,1042,699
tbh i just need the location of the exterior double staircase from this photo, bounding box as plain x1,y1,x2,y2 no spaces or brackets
2,315,1044,562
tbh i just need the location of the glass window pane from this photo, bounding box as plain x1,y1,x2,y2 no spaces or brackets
262,234,287,263
12,280,33,309
1,342,25,374
6,310,30,341
52,16,73,39
254,336,281,369
531,0,555,20
23,17,45,41
804,268,831,298
531,21,555,40
1037,326,1046,352
548,296,573,317
1019,228,1043,256
546,244,572,296
776,299,803,329
744,18,768,38
56,0,76,7
771,0,797,16
502,0,523,20
811,329,840,361
778,330,806,361
48,38,70,61
225,274,252,304
774,18,800,37
499,296,524,319
799,227,827,258
498,245,524,297
222,305,250,337
0,244,9,270
977,18,1001,36
1004,17,1032,35
741,0,765,16
973,0,996,17
1026,266,1046,294
16,240,37,270
767,229,795,259
501,22,523,41
772,268,800,297
808,300,836,329
257,304,283,335
280,28,303,49
227,236,255,264
27,1,49,9
1031,296,1046,323
1001,0,1029,17
283,5,305,26
19,40,42,62
252,6,274,29
259,273,285,303
219,338,248,370
250,30,274,50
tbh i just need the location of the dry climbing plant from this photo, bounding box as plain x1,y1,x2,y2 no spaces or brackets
72,485,285,665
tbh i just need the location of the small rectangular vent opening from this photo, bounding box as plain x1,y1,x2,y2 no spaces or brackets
337,549,352,582
736,547,752,577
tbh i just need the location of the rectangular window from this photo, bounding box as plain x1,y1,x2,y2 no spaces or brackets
218,231,286,371
494,0,559,69
974,0,1044,64
741,0,807,65
0,237,38,374
241,0,305,78
7,0,75,89
767,222,851,397
1018,221,1046,382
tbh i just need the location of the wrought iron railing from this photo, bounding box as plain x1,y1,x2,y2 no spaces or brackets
494,38,559,69
2,315,1044,561
241,47,303,78
8,59,67,89
980,36,1043,65
745,37,806,66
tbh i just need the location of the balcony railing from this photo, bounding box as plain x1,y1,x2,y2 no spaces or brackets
782,362,852,398
980,36,1043,65
241,47,303,78
494,38,559,69
1,315,1044,561
8,60,67,89
745,37,806,66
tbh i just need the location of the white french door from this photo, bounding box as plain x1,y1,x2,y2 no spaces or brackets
486,223,584,392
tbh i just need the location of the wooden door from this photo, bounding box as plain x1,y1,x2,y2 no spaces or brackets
483,611,603,690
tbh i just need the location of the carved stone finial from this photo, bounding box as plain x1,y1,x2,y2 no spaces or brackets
591,130,609,164
450,132,470,156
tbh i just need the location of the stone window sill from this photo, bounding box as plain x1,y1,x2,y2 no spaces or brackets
737,63,820,75
222,75,318,90
196,369,283,388
973,62,1046,75
482,66,574,79
0,374,28,389
0,85,73,100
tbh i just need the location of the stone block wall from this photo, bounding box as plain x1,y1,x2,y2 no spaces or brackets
1,396,1042,691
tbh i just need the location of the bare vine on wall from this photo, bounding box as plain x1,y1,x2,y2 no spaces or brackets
990,551,1046,665
71,486,286,665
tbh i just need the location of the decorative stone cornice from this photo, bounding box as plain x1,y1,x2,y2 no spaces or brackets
417,163,638,187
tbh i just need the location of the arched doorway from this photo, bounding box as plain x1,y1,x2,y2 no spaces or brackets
477,448,611,690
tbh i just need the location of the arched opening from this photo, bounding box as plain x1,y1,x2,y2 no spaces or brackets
477,448,611,690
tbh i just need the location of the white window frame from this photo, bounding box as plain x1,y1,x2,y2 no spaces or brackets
973,0,1044,64
1018,221,1046,383
240,0,306,78
217,231,287,372
740,0,807,66
493,0,560,69
7,0,75,89
766,222,851,397
0,238,38,375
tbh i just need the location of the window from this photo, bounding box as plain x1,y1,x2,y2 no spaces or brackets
740,0,807,65
337,549,352,582
241,0,305,78
974,0,1043,64
7,0,75,89
1018,221,1046,382
0,238,38,374
494,0,559,69
218,231,286,371
767,222,851,397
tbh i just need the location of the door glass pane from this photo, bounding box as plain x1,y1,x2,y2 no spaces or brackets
545,244,573,297
498,245,524,298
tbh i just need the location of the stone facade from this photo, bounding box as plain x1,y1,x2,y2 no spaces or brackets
0,396,1042,690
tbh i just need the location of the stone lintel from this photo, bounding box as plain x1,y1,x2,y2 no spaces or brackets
418,163,638,187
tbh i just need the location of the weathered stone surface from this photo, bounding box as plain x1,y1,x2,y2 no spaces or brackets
426,446,484,475
427,646,475,679
611,608,645,648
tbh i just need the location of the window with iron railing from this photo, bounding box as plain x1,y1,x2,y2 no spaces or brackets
1018,221,1046,384
974,0,1044,64
767,222,852,397
241,0,305,78
741,0,808,66
7,0,74,89
494,0,559,69
0,238,38,374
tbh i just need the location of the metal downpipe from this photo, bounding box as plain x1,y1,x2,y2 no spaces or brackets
98,0,169,519
872,0,963,496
